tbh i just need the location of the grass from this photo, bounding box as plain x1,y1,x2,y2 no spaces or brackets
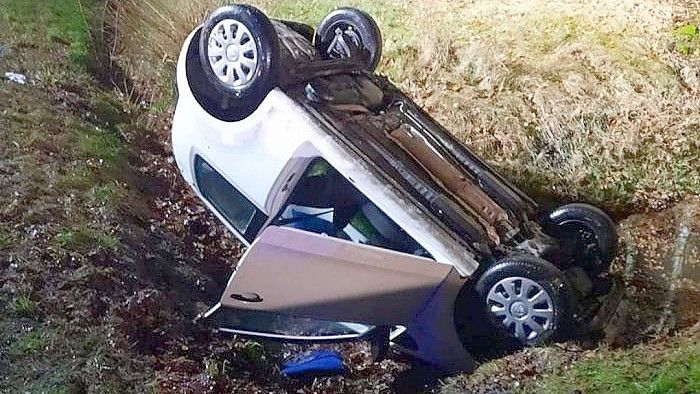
0,230,13,249
113,0,700,214
89,182,126,206
11,294,40,317
530,337,700,394
0,0,95,65
204,357,231,383
77,127,126,168
9,330,45,359
674,23,699,56
92,93,127,126
1,1,176,393
56,226,121,252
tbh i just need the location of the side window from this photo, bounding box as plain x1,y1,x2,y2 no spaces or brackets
194,156,267,243
273,159,432,258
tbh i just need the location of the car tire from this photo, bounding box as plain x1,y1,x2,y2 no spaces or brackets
546,203,618,276
196,4,280,121
474,255,573,346
315,7,382,71
279,20,315,42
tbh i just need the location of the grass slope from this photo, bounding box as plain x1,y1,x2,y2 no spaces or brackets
532,336,700,394
1,1,239,392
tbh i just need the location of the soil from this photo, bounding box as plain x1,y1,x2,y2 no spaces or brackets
1,7,699,394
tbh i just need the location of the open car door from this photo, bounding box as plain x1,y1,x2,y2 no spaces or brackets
206,225,475,373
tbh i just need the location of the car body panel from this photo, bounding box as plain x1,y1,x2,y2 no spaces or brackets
173,29,480,275
220,225,454,325
216,225,475,372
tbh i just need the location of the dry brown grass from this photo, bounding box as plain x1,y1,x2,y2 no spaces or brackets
112,0,700,213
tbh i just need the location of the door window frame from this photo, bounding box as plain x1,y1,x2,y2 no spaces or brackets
270,157,433,259
193,155,268,244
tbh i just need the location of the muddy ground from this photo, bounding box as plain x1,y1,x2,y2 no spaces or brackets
0,3,699,393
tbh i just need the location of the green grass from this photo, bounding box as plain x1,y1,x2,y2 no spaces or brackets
56,163,94,190
0,230,13,249
532,339,700,394
56,226,121,252
55,121,128,189
11,294,40,317
0,0,95,65
89,183,126,206
9,330,45,359
92,93,127,127
673,23,699,56
262,0,412,80
77,127,126,167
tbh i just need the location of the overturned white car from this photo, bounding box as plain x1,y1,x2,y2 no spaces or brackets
171,4,620,373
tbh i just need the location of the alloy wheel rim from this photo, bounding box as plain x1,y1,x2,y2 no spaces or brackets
486,276,554,341
207,19,258,89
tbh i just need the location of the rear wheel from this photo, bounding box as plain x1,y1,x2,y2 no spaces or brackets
193,4,280,121
546,203,617,276
474,255,572,346
315,8,382,71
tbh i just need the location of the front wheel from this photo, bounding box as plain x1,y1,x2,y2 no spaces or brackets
195,4,280,121
475,255,573,346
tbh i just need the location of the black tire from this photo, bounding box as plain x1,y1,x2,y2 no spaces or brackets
546,203,618,276
315,7,382,71
474,255,573,346
279,20,315,42
196,5,280,121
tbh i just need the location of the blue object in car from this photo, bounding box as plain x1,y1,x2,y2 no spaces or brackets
281,350,345,378
288,209,336,234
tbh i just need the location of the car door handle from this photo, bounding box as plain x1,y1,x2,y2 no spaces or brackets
230,292,263,303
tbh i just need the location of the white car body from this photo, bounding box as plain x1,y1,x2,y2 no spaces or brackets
172,29,479,372
172,30,478,276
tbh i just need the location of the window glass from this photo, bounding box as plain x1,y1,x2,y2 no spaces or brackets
194,156,267,243
273,159,432,258
214,309,373,339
